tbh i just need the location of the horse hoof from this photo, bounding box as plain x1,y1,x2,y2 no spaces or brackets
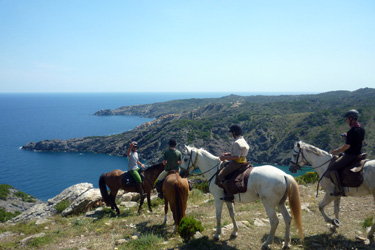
261,244,271,250
331,219,341,227
282,241,291,249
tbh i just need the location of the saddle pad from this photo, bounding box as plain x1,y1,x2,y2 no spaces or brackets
121,171,144,187
218,163,253,194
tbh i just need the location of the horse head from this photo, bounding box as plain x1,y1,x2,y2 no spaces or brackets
289,141,307,173
181,145,198,174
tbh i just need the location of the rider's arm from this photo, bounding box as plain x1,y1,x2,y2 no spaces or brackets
127,143,133,157
332,144,350,155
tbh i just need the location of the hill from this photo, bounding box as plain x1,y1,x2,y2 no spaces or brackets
22,88,375,164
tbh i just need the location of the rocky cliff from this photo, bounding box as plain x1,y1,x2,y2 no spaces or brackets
22,88,375,165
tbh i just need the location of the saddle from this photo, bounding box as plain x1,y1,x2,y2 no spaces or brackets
325,154,367,188
216,163,253,194
121,169,145,187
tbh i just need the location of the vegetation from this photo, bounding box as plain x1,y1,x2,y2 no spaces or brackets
0,184,12,200
14,191,36,203
0,208,21,223
295,172,320,185
178,216,204,242
54,200,70,213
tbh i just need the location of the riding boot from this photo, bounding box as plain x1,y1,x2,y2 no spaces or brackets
155,180,164,199
330,171,345,196
220,181,234,203
136,183,146,199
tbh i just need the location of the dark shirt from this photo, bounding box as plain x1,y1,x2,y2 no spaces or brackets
345,127,365,155
163,149,182,171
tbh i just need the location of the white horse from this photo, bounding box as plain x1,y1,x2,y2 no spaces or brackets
289,141,375,239
181,145,303,249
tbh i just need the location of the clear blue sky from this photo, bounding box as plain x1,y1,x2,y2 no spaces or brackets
1,0,374,93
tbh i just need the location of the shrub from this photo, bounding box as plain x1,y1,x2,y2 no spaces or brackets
295,172,319,185
0,184,12,200
193,180,209,193
178,216,204,242
54,200,70,213
14,191,36,202
0,208,21,222
362,216,373,229
122,233,163,250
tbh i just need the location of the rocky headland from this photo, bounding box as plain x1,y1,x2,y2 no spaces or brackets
22,88,375,165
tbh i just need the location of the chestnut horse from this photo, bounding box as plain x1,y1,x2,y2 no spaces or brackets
99,163,164,214
162,171,190,232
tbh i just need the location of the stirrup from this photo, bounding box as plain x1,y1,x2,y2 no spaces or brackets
220,196,234,203
331,190,346,197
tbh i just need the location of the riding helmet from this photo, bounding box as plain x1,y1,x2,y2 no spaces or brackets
344,109,359,120
132,141,138,147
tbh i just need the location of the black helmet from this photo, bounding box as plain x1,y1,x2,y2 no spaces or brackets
168,138,177,147
344,109,359,120
229,124,242,136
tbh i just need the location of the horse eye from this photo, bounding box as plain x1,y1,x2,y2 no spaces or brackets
184,158,188,162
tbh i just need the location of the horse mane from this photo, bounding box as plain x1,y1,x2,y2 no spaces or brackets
144,162,164,174
301,142,329,156
197,147,220,160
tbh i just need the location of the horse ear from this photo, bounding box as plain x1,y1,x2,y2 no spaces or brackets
297,141,301,148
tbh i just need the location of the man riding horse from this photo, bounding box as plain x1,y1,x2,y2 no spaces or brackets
155,138,182,199
127,141,146,198
329,109,365,196
217,124,250,202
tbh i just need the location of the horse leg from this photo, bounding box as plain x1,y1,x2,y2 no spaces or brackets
137,192,145,214
318,193,338,227
109,189,120,215
225,202,238,238
367,194,375,239
146,192,152,212
163,198,168,226
214,198,225,240
278,203,291,249
262,203,279,250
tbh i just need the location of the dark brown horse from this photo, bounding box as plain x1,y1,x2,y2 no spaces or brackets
99,163,164,214
162,171,190,232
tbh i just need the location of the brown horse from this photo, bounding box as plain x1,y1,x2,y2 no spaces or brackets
162,171,190,232
99,163,164,214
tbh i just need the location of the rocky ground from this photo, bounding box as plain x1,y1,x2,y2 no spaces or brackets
1,183,375,250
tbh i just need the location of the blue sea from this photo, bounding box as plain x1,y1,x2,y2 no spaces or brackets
0,92,312,201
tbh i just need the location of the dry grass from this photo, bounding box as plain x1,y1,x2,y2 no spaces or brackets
1,184,375,250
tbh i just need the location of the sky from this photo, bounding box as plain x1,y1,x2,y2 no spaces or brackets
0,0,374,93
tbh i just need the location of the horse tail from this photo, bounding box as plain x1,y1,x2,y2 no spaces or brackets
99,173,111,205
174,176,189,227
286,175,304,241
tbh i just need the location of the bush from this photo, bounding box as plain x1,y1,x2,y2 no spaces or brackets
193,180,209,193
0,208,21,222
54,200,70,213
0,184,12,200
362,216,373,229
295,172,320,185
14,191,36,202
178,216,204,242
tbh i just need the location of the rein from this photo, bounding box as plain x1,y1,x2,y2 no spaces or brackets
291,146,332,197
185,149,221,181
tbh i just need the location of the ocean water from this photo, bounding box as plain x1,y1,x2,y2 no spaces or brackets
0,92,312,201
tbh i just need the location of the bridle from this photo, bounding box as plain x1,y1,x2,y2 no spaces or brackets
183,149,221,182
290,145,332,171
289,147,308,171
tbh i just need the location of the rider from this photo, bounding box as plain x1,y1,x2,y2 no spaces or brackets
155,138,182,199
218,124,250,202
127,141,146,198
330,109,365,196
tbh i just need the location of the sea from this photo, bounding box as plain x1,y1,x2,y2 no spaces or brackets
0,92,312,201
